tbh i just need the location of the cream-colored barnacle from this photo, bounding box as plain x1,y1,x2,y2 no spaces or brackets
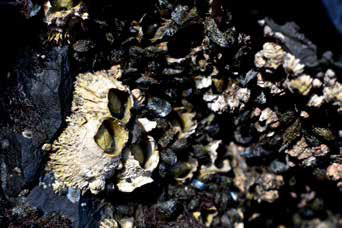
47,67,132,194
72,70,132,122
49,117,123,194
130,135,159,172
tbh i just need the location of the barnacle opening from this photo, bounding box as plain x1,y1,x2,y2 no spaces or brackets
171,162,193,179
94,118,128,157
108,89,131,120
130,135,159,172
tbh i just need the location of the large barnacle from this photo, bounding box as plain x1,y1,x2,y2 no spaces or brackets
47,67,133,194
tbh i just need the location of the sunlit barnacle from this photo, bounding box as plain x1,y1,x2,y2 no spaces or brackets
137,118,157,132
226,84,251,113
307,94,325,108
255,108,280,133
47,67,133,194
195,76,212,89
323,82,342,112
203,93,228,113
254,173,284,203
283,53,305,76
130,135,159,172
46,2,89,45
199,140,231,180
327,163,342,181
288,74,313,96
116,151,154,192
171,158,198,184
255,42,285,70
203,83,250,114
257,73,285,95
100,218,119,228
285,137,329,167
172,108,198,139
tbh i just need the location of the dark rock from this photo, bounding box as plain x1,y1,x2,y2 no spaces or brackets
160,149,178,166
25,173,80,227
191,179,206,191
214,192,228,212
265,19,319,68
234,125,254,145
269,160,289,174
0,46,72,197
167,23,204,58
206,18,236,48
171,5,190,25
321,0,342,34
154,200,179,220
239,69,257,87
147,97,172,117
255,91,267,104
240,145,273,162
17,46,72,139
72,40,95,53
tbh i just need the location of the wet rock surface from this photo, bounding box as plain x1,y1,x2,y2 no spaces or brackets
0,0,342,227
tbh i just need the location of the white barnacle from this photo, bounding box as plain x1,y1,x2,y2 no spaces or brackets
47,67,133,194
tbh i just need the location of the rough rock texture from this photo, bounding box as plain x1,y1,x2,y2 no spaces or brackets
0,46,72,197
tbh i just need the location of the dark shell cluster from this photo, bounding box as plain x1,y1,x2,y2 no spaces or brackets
0,0,341,227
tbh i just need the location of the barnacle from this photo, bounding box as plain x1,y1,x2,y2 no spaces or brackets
285,137,329,167
116,152,154,192
257,73,285,95
283,53,305,76
254,174,284,203
47,68,133,194
116,130,159,193
255,108,280,133
288,74,313,96
327,163,342,181
130,135,159,172
46,3,89,45
255,42,285,70
307,94,325,108
203,83,250,113
323,82,342,112
172,109,198,139
199,140,231,179
171,159,198,184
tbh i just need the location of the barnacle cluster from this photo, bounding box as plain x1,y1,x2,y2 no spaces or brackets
46,66,161,194
46,1,88,45
47,66,134,194
7,1,341,226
